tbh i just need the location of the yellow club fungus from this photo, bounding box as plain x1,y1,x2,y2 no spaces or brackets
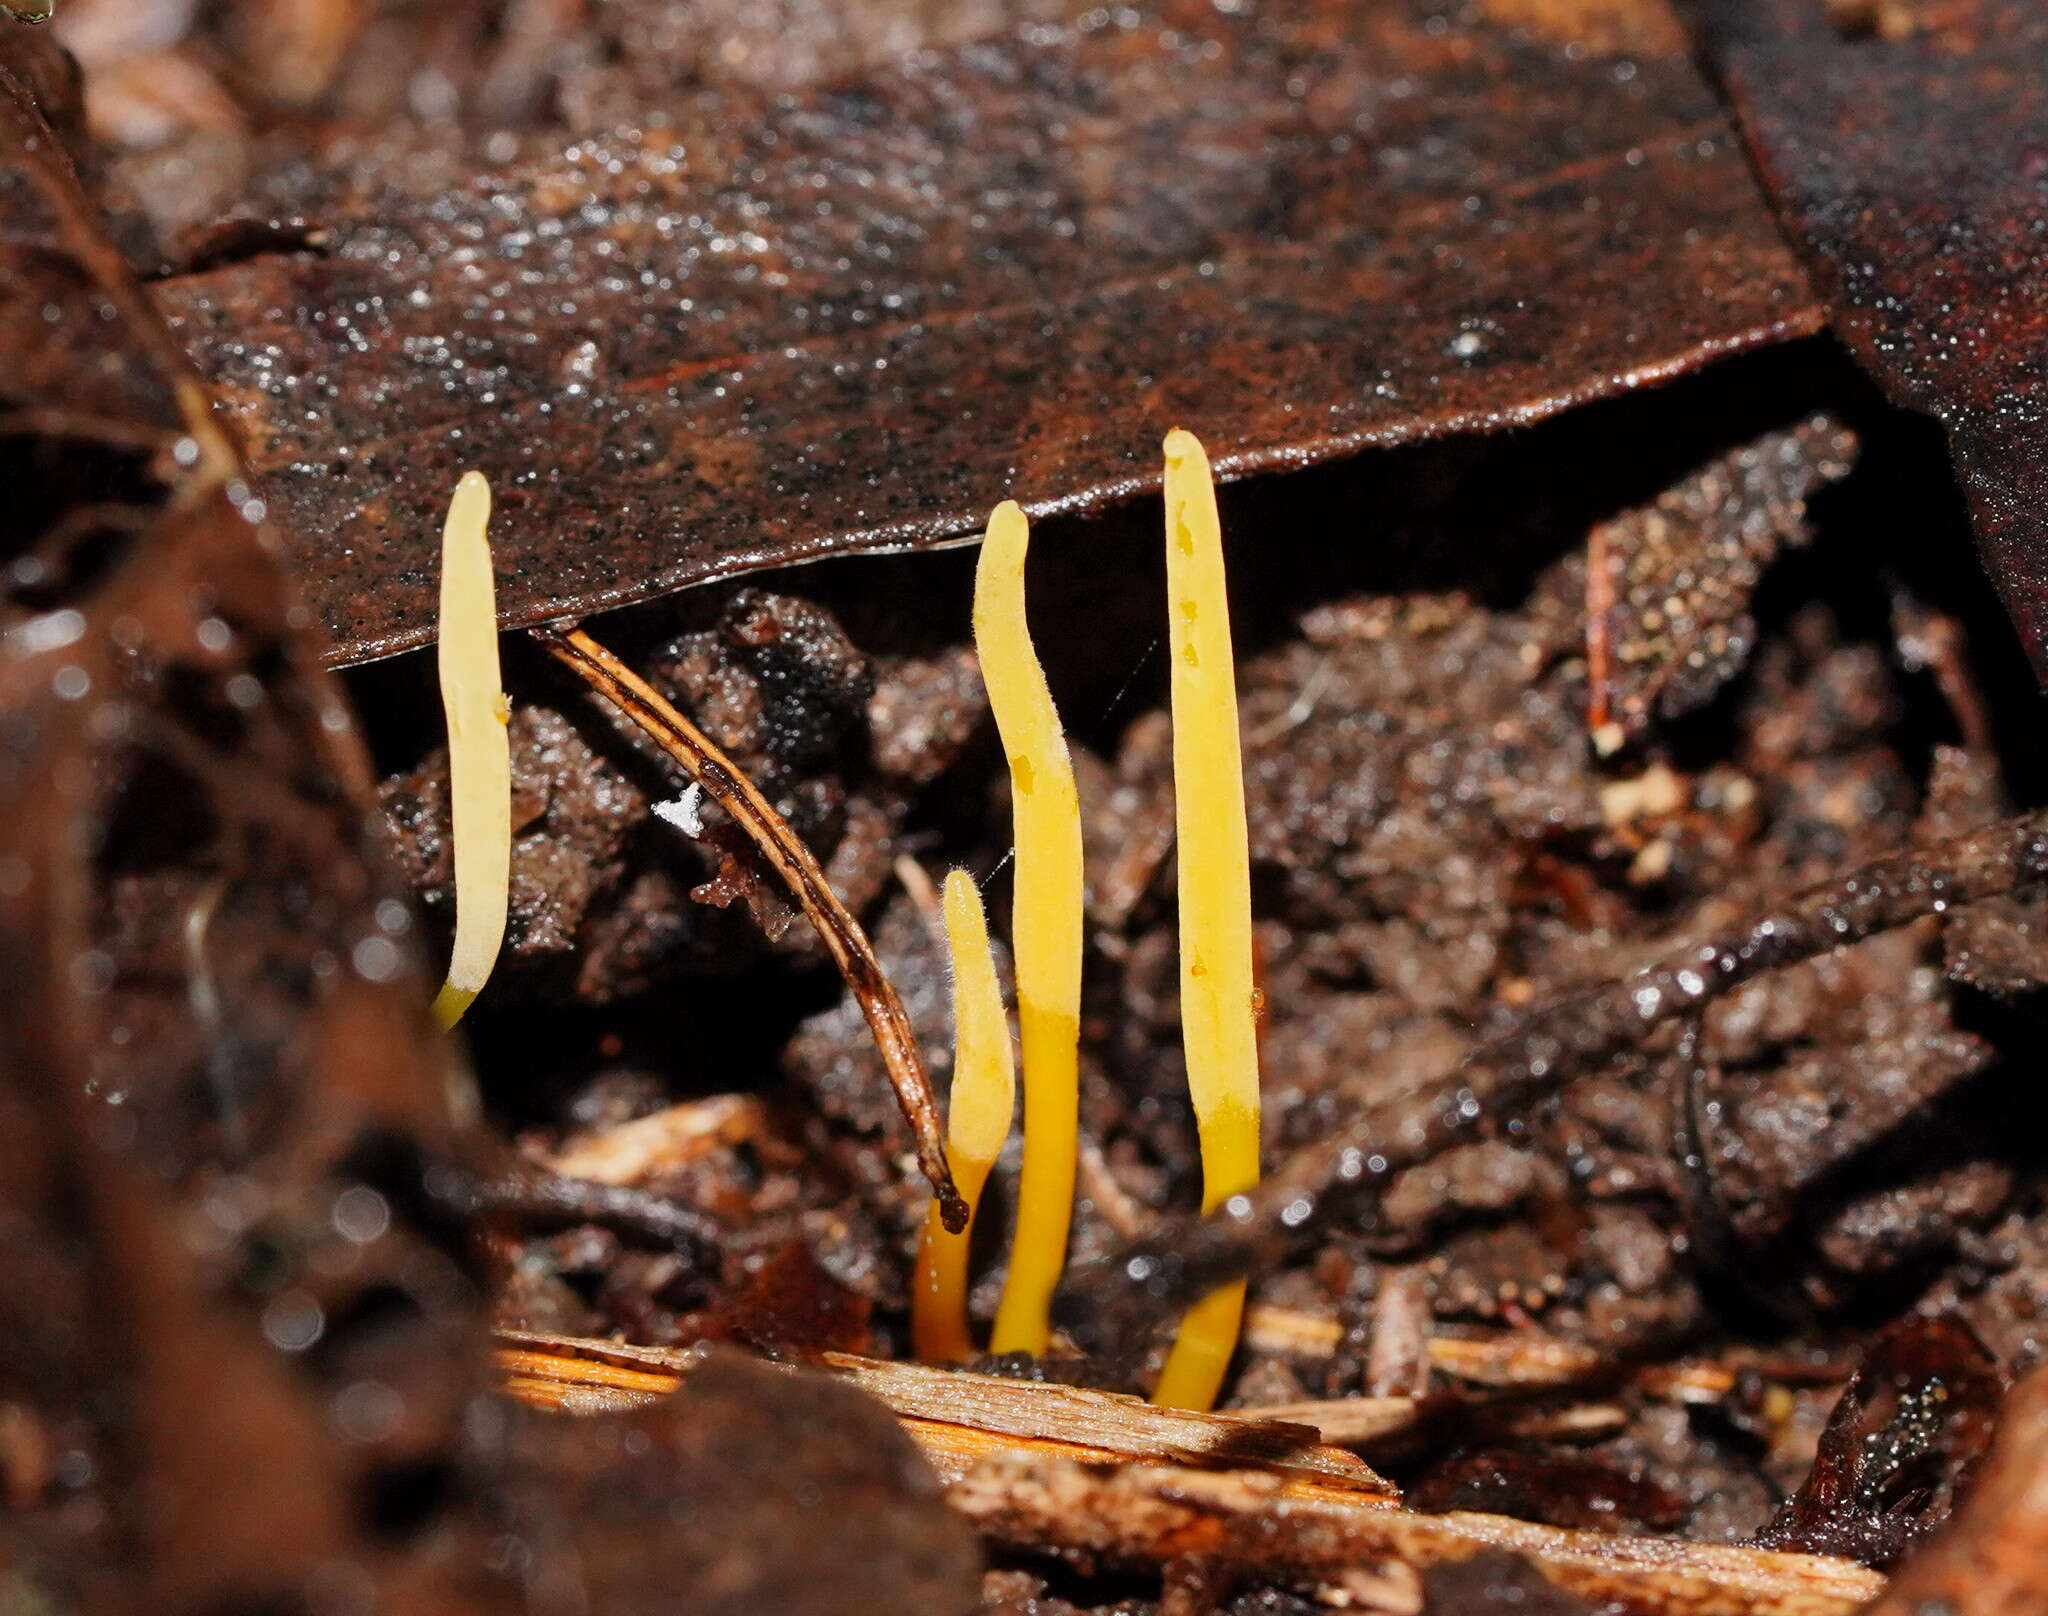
428,471,512,1030
980,500,1086,1357
912,870,1018,1362
1151,429,1262,1411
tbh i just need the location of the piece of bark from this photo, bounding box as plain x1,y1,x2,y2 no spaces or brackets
544,1093,767,1184
1245,1306,1607,1388
947,1452,1884,1616
493,1328,1395,1497
1367,1267,1436,1398
1584,415,1856,746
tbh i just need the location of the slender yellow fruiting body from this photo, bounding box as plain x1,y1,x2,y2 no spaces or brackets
429,472,512,1030
1151,430,1262,1412
980,501,1085,1356
912,871,1018,1361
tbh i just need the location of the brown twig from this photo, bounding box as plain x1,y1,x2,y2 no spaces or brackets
1584,511,1619,749
532,621,967,1231
471,1162,727,1254
1061,809,2048,1338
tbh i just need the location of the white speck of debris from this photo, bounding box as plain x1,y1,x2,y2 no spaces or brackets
653,785,706,838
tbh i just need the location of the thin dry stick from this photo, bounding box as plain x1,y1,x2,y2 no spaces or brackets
493,1328,1394,1495
472,1161,728,1254
1064,807,2048,1335
533,622,967,1231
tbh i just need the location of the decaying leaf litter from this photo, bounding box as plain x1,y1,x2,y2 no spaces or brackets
10,0,2048,1612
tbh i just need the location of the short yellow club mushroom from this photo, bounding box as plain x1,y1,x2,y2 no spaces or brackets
911,871,1018,1362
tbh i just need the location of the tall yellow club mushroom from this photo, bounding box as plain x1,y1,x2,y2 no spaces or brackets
428,471,512,1029
911,870,1017,1361
1151,429,1262,1411
980,500,1086,1357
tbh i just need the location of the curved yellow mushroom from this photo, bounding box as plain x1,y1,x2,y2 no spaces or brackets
979,501,1086,1357
429,471,511,1029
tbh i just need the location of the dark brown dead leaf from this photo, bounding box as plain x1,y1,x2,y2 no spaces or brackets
148,0,1821,665
1408,1447,1689,1533
1422,1549,1603,1616
706,1238,876,1358
1702,0,2048,678
1754,1315,2003,1569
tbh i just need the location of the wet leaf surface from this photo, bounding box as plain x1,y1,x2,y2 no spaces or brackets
1703,0,2048,677
148,0,1821,665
